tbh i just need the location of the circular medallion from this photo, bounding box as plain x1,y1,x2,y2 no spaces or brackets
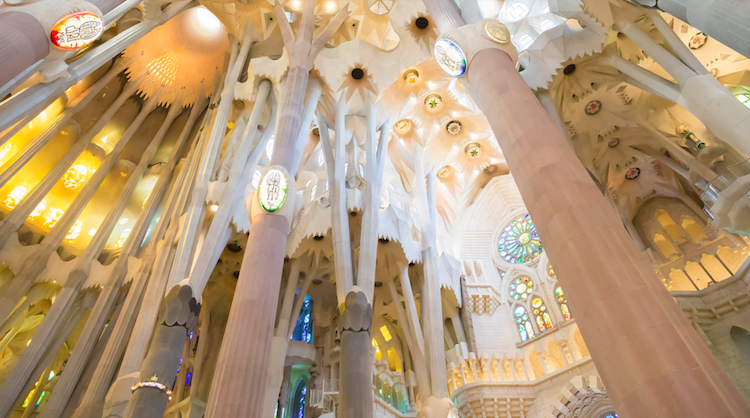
434,38,467,77
608,137,620,148
424,94,443,113
394,119,412,135
403,69,420,86
584,100,602,115
625,167,640,180
710,68,719,77
258,168,288,212
510,277,533,300
437,165,452,179
464,142,482,159
50,12,103,51
689,32,708,50
446,120,462,135
498,214,543,263
676,123,690,135
484,20,511,43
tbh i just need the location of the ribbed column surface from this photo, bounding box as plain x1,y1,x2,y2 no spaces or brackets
0,12,48,89
467,48,750,418
202,215,290,417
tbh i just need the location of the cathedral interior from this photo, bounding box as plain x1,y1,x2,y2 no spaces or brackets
1,0,750,417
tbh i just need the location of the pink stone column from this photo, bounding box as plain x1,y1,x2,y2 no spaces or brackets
467,48,750,417
0,12,49,90
202,215,290,417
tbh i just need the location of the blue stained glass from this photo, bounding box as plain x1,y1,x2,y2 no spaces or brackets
292,378,307,418
292,295,314,344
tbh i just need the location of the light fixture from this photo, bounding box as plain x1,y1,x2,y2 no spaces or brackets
437,166,452,180
424,94,443,113
403,69,420,86
465,142,482,159
88,228,97,236
446,120,462,135
324,1,338,12
210,204,219,211
394,119,412,135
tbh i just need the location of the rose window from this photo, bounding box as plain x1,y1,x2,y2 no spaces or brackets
498,214,543,263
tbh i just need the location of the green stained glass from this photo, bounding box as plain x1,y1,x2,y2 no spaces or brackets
498,214,543,263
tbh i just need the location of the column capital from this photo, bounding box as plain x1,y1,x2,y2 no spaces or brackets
435,19,518,78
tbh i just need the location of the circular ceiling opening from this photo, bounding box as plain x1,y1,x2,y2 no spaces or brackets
351,68,365,79
415,17,429,29
563,64,576,75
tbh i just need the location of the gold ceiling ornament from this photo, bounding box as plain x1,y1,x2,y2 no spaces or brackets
403,69,420,87
484,20,510,44
437,165,453,180
394,119,412,135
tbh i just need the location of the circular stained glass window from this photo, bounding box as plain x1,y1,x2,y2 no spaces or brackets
498,214,543,263
509,276,533,300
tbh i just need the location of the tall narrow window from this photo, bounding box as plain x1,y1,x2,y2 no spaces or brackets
514,306,535,342
293,295,314,343
532,297,554,332
555,286,572,321
292,378,307,418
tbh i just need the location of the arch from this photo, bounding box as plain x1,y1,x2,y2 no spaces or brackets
730,326,750,368
531,295,554,333
291,377,308,418
292,295,314,344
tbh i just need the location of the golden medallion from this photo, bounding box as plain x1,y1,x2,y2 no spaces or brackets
484,20,510,44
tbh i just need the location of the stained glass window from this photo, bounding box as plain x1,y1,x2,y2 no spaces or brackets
293,295,314,344
498,214,543,264
509,276,533,300
292,378,307,418
514,306,535,342
737,93,750,109
604,414,618,418
555,286,572,321
532,297,554,332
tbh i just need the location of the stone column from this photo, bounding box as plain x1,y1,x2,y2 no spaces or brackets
122,284,200,418
100,119,207,418
465,41,750,418
43,103,203,418
201,3,348,416
339,289,373,418
0,12,48,94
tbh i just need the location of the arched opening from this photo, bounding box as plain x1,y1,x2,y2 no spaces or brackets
291,377,308,418
731,326,750,367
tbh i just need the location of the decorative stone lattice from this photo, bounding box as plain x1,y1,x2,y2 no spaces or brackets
468,293,500,315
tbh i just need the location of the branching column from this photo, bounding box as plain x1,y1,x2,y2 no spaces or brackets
202,2,347,417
